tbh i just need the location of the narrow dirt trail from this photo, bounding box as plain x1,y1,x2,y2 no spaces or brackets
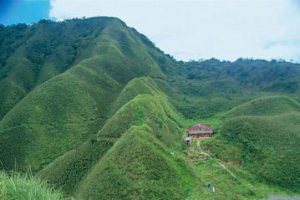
188,147,237,179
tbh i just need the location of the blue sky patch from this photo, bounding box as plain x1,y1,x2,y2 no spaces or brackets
0,0,50,25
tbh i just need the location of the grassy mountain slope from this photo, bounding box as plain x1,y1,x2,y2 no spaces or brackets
37,138,114,195
0,18,169,172
38,87,193,199
205,96,300,192
187,154,298,200
226,96,300,117
109,77,161,114
0,18,115,120
37,77,167,195
1,17,300,199
98,94,182,146
77,125,193,200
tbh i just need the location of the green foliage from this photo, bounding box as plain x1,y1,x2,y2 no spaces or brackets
226,96,300,117
0,69,119,171
0,17,115,120
77,125,194,200
38,139,114,195
0,171,67,200
109,77,161,115
99,94,183,146
1,17,300,199
39,92,192,199
0,17,167,172
157,59,300,119
183,59,300,94
187,156,298,200
206,96,300,192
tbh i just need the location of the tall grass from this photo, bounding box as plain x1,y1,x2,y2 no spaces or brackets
0,171,68,200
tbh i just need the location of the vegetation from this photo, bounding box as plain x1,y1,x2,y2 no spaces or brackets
77,125,194,200
0,17,299,199
0,171,67,200
205,96,300,192
0,17,167,172
226,96,300,117
187,155,298,200
38,84,192,199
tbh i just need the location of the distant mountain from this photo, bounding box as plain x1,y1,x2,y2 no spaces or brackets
0,17,299,199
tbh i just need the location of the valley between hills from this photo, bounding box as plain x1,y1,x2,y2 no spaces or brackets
0,17,299,200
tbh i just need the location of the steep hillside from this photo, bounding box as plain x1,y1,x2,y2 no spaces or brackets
77,125,193,200
0,18,171,172
205,96,300,192
38,85,193,199
0,18,113,120
0,17,300,199
109,77,161,114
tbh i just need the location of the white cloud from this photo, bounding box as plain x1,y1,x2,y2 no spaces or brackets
50,0,300,62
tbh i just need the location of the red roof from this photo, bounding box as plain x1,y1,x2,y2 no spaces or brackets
187,124,212,131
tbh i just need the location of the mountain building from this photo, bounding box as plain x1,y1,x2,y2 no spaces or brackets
187,124,213,138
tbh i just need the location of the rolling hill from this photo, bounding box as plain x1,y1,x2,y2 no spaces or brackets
205,96,300,192
38,83,193,199
0,17,171,172
0,17,300,199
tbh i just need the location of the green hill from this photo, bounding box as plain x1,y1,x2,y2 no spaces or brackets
0,17,300,199
109,77,162,115
226,96,300,117
38,90,193,199
162,59,300,119
77,125,193,200
0,18,115,120
205,96,300,192
0,18,170,172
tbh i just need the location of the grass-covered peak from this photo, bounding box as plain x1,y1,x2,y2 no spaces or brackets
226,96,300,117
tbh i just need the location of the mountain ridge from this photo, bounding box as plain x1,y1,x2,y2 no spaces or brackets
0,17,299,199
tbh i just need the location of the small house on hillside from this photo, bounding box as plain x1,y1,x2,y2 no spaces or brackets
187,124,213,138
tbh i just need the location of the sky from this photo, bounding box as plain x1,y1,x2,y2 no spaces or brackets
0,0,50,25
1,0,300,62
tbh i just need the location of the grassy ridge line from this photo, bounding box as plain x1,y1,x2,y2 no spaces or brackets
205,96,300,192
226,96,300,117
0,17,170,172
37,77,173,193
37,138,114,195
84,19,165,83
109,77,162,115
0,67,120,171
76,124,194,200
1,17,300,199
98,94,183,147
0,17,115,120
0,19,123,171
39,83,192,199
